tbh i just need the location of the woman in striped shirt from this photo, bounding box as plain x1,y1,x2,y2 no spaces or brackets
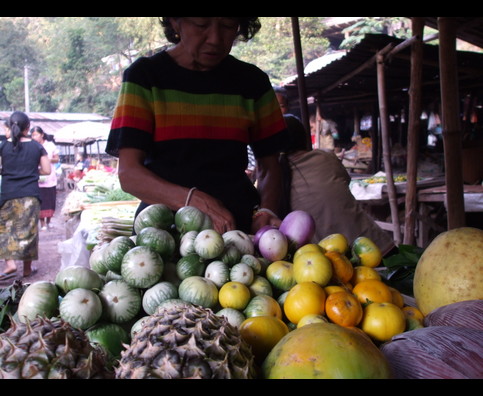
106,17,288,234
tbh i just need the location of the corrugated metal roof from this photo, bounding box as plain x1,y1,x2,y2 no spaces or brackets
284,33,483,107
423,17,483,49
0,112,111,139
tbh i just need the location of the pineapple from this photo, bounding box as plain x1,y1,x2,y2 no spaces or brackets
0,316,114,379
116,303,257,379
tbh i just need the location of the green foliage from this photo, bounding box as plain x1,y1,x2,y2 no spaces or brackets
340,17,412,49
231,17,329,85
0,280,28,331
380,244,425,297
0,18,39,110
0,17,416,115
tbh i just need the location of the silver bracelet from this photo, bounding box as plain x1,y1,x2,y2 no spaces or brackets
185,187,197,206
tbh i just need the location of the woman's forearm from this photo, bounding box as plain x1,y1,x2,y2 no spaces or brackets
118,150,188,211
117,148,236,233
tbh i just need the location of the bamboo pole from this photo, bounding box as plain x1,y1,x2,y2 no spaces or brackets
438,17,466,229
377,53,402,244
403,17,425,245
291,17,312,150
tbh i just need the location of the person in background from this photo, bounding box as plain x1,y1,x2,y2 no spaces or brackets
68,163,85,182
312,115,338,152
0,112,51,280
106,17,287,235
276,91,396,256
31,126,60,230
75,152,91,171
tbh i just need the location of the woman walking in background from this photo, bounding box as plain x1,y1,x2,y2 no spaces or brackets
0,112,51,280
31,126,60,230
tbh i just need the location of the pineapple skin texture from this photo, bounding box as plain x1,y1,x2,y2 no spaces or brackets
116,304,257,379
0,317,114,379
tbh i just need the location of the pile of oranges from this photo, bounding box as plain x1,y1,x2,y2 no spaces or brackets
238,233,425,363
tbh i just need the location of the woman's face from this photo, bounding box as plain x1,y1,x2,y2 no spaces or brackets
170,17,240,71
31,131,43,143
3,126,10,139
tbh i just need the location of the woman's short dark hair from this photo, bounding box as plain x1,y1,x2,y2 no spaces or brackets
160,17,261,44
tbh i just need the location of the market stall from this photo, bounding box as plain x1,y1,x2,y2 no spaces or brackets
417,184,483,246
0,18,480,381
350,174,447,248
54,121,110,146
54,121,112,167
285,18,483,246
59,168,139,269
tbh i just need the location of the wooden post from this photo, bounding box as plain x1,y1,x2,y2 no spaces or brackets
377,53,402,244
438,17,466,229
404,18,425,245
291,17,312,150
371,109,380,173
353,107,360,137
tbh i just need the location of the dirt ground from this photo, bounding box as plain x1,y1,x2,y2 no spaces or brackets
0,188,70,287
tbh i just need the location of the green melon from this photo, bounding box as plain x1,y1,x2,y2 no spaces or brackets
136,227,176,261
133,204,174,234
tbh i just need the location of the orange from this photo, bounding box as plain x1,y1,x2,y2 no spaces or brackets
350,266,381,286
283,282,326,324
293,243,325,261
239,316,289,363
297,313,328,328
341,281,353,292
318,233,349,254
402,306,425,322
325,291,363,327
352,279,393,305
243,294,282,320
293,251,333,286
324,285,347,295
389,287,404,309
325,250,354,284
361,302,406,342
402,305,425,330
265,260,296,292
218,281,251,310
351,237,383,268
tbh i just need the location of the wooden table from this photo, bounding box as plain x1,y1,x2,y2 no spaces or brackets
352,177,446,245
417,184,483,246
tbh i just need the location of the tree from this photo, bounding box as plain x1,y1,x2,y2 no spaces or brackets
340,17,413,49
1,17,430,116
0,18,39,110
231,17,329,85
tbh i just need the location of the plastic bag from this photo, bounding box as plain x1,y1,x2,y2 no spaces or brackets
57,226,90,270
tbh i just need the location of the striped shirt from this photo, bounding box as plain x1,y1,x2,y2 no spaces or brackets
106,50,287,231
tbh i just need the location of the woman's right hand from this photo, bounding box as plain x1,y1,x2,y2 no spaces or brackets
118,148,236,233
188,188,236,234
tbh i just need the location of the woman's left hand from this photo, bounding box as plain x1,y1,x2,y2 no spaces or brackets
251,212,281,235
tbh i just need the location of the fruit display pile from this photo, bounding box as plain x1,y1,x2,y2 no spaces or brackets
0,205,482,379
